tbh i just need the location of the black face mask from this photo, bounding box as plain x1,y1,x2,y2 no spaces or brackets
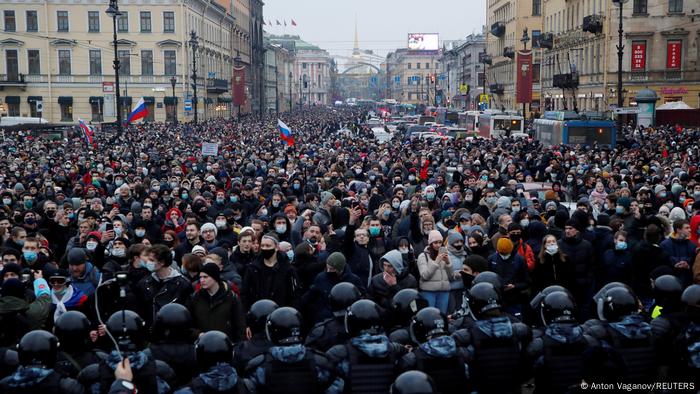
460,272,475,287
260,248,276,259
510,234,521,242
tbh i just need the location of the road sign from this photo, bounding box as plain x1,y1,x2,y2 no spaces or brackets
439,74,446,81
459,84,469,94
479,94,489,104
394,76,400,84
102,82,115,93
184,100,192,111
208,72,216,78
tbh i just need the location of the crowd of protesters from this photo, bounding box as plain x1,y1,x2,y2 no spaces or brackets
0,105,699,393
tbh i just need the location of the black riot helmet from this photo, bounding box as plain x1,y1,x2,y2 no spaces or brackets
596,286,638,322
540,291,577,326
468,282,501,320
390,371,438,394
681,284,700,314
17,330,59,368
247,299,279,334
653,275,683,309
529,285,571,310
54,311,91,350
106,310,147,351
391,288,429,326
345,299,383,337
195,330,234,372
472,271,503,293
409,307,448,344
265,307,303,345
153,303,193,341
330,282,362,316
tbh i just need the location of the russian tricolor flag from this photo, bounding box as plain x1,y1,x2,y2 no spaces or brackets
79,119,96,147
126,97,149,124
278,119,294,146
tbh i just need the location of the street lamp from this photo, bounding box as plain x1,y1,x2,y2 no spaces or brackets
170,76,177,124
613,0,628,131
520,28,530,119
189,31,198,125
105,0,122,133
288,71,293,112
233,51,242,121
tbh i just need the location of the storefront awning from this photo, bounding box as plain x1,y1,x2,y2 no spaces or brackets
163,97,178,105
5,96,20,104
119,97,132,106
27,96,42,103
143,96,155,105
89,96,104,104
58,96,73,105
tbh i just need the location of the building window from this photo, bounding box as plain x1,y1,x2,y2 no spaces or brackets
57,11,68,31
163,11,175,32
533,63,540,83
27,50,40,75
4,11,15,32
88,11,100,32
141,50,153,75
29,101,40,117
417,63,421,69
5,50,18,81
668,0,683,12
407,63,411,69
302,62,307,69
58,50,71,75
117,12,128,32
164,50,176,75
532,30,541,47
91,100,103,121
89,50,101,75
60,102,72,121
532,0,542,15
26,11,38,32
633,0,647,14
140,11,151,32
317,74,321,86
7,101,19,116
117,50,130,75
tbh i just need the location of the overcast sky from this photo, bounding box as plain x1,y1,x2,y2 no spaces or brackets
263,0,485,68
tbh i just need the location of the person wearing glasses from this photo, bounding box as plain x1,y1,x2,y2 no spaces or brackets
46,267,88,329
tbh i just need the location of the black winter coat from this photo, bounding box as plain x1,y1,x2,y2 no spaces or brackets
241,253,299,310
188,283,245,342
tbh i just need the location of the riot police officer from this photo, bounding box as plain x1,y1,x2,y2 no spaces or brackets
584,285,658,384
462,282,531,394
233,299,277,372
175,330,242,394
79,310,174,394
54,311,104,379
390,370,437,394
387,288,428,345
674,284,700,385
306,282,361,351
527,290,598,393
0,330,85,393
326,299,407,394
244,307,341,394
400,307,469,394
148,303,197,387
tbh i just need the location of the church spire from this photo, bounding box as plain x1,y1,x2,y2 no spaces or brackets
352,16,360,58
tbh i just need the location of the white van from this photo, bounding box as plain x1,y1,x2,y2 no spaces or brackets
0,117,49,126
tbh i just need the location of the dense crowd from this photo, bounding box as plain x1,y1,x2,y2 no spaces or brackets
0,106,699,393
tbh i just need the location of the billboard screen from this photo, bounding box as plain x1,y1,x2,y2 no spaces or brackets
408,33,439,50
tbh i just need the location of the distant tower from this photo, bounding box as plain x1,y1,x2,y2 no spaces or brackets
352,16,361,59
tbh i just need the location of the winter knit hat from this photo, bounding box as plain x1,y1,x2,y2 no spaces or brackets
200,262,221,283
200,222,218,236
191,245,207,256
320,191,334,206
496,238,514,254
326,252,346,272
447,232,464,246
428,230,443,244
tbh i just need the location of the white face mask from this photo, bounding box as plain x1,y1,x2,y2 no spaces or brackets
112,248,126,257
86,241,98,251
519,219,530,228
275,224,287,234
216,220,228,229
135,229,146,238
545,244,559,255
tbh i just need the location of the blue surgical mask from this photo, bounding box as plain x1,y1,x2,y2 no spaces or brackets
369,226,381,237
615,206,624,214
425,193,436,201
230,196,238,203
293,183,301,190
286,250,294,261
615,241,627,251
216,197,225,204
181,193,189,200
23,250,38,263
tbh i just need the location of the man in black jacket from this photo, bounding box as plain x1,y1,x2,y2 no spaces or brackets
241,233,299,310
173,223,203,266
135,244,193,328
558,220,595,320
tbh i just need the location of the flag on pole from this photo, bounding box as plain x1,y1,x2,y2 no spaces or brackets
291,19,297,26
276,20,281,25
278,119,294,146
126,97,149,123
79,119,96,147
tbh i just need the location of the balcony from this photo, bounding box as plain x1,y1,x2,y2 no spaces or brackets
490,21,506,38
553,73,579,89
0,73,27,88
503,47,515,59
621,70,697,83
583,15,603,34
489,83,504,95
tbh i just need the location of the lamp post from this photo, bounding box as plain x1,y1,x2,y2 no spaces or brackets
233,51,242,121
105,0,122,133
613,0,628,131
189,31,198,125
170,76,177,124
520,28,530,119
288,71,293,112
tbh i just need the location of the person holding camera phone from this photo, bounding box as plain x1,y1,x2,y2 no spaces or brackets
416,230,452,314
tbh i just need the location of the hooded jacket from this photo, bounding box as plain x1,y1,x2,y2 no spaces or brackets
368,250,418,310
302,265,365,323
70,262,101,297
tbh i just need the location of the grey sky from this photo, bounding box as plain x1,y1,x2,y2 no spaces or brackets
263,0,485,67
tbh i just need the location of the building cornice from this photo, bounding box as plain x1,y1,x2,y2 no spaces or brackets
0,38,24,46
